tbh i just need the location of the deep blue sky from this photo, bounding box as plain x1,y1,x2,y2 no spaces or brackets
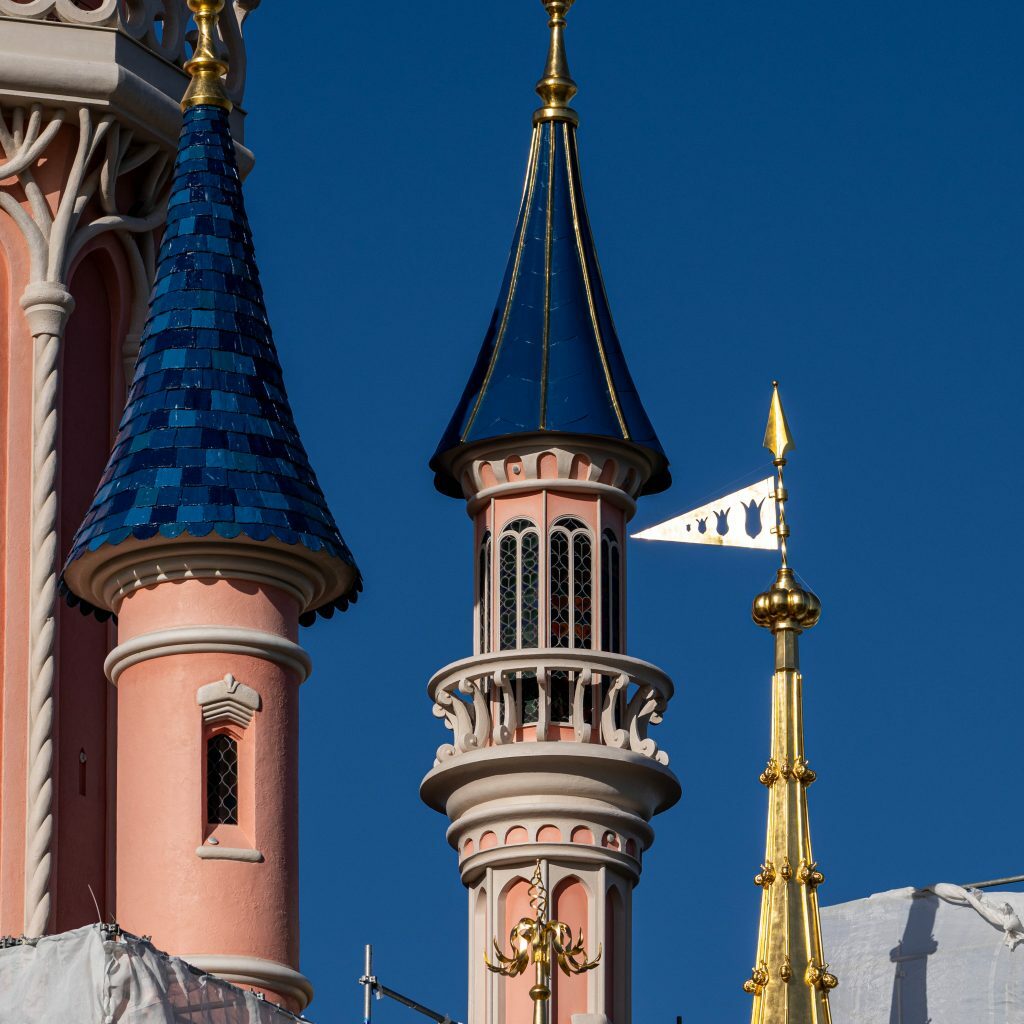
238,4,1023,1022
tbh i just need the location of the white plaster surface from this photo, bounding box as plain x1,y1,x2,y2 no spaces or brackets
822,886,1024,1023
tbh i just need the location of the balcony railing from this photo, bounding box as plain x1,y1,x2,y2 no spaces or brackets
429,649,674,768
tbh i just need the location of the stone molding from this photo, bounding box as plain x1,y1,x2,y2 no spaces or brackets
0,1,259,108
459,841,641,887
197,673,261,727
450,433,656,509
62,538,354,619
180,954,313,1010
195,845,264,863
106,626,312,685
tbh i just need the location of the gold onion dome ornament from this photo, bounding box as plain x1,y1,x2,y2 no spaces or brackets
744,383,838,1024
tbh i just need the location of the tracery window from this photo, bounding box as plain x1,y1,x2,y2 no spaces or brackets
549,517,593,650
498,518,540,651
478,530,492,654
206,733,239,825
601,528,622,653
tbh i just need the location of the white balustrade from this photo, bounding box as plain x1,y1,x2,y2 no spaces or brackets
429,649,674,768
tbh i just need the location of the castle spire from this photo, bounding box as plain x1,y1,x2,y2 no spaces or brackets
431,0,669,499
744,383,837,1022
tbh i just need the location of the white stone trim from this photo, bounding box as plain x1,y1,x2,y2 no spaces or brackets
459,841,640,886
195,845,264,863
106,627,311,685
467,478,636,517
197,674,261,727
60,538,355,618
180,954,313,1010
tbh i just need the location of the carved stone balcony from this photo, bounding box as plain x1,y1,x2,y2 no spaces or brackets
429,648,675,768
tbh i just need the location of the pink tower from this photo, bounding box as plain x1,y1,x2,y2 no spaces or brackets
58,4,360,1011
421,5,680,1023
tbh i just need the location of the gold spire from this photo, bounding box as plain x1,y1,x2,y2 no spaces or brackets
534,1,579,127
181,0,233,112
485,860,600,1024
744,383,837,1024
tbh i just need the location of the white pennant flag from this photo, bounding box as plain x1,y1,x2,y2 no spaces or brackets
632,477,778,551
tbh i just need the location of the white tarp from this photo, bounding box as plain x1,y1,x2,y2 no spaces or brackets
822,886,1024,1023
0,924,304,1024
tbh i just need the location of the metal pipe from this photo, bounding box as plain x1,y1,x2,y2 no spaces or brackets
375,983,458,1024
363,945,373,1024
960,874,1024,890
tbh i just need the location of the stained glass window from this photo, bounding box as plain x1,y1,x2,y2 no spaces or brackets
206,734,238,825
549,518,592,650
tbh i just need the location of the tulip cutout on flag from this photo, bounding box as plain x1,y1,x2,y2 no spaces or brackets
632,477,779,551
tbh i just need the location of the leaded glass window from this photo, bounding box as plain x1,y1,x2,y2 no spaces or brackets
601,528,622,653
478,531,491,654
498,518,540,651
207,734,238,825
549,518,592,650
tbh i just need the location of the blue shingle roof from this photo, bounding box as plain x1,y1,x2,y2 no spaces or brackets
431,119,670,497
61,105,359,624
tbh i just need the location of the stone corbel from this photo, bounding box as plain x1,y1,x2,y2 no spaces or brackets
197,673,261,729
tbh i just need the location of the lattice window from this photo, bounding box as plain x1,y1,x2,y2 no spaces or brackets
206,734,239,825
549,518,592,650
601,528,622,653
498,518,540,651
478,530,492,654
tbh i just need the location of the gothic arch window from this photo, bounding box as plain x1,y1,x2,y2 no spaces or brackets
549,517,593,650
601,528,622,653
478,530,492,654
206,733,239,825
498,518,540,651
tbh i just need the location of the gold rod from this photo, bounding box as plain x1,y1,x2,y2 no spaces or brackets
534,0,580,126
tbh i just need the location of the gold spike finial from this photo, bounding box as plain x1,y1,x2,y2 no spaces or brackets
182,0,232,112
763,380,795,461
534,1,579,127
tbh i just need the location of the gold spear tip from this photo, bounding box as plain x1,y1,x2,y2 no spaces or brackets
181,0,233,112
534,0,580,126
763,380,795,461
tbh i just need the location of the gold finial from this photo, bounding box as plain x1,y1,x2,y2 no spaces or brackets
534,1,579,127
486,860,600,1024
762,381,795,569
763,381,794,461
181,0,232,112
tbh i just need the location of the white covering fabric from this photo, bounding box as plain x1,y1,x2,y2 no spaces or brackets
822,886,1024,1023
0,925,301,1024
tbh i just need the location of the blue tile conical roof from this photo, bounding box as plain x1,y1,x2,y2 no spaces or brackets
61,105,359,624
431,118,670,497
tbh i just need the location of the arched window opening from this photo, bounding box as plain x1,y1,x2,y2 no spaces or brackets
549,517,593,724
206,734,239,825
549,517,592,649
498,518,540,651
601,528,622,653
478,530,492,654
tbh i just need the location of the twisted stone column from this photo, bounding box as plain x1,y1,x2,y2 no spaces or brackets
20,283,74,936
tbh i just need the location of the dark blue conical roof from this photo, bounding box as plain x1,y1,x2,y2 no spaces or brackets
61,104,359,623
431,118,670,497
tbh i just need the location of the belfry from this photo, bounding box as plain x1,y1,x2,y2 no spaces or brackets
421,3,680,1023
